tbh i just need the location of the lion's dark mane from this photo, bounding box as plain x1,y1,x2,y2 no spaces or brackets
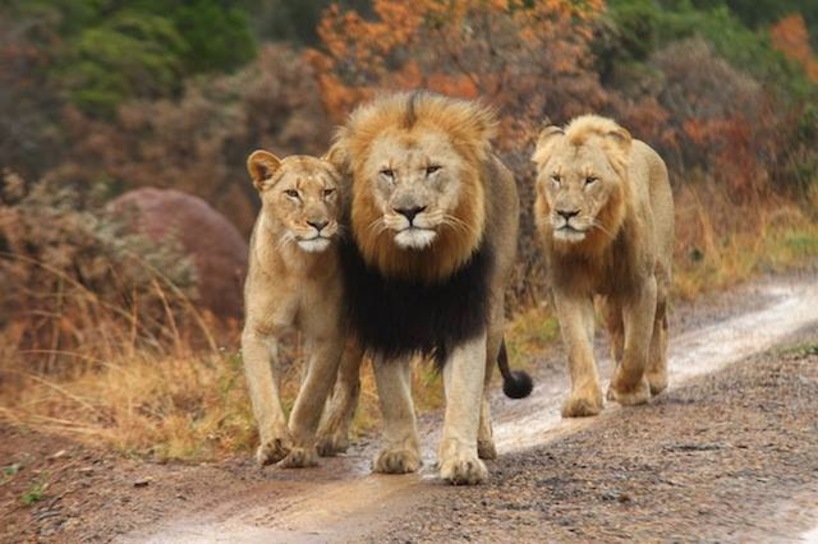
339,237,493,368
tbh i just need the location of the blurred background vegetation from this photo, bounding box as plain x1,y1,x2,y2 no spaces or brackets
1,0,816,460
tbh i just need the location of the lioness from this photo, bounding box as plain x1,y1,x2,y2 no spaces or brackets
241,149,346,467
532,115,674,417
324,91,530,485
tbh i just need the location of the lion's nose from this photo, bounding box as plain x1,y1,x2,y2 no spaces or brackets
394,205,426,224
308,219,329,232
557,209,580,221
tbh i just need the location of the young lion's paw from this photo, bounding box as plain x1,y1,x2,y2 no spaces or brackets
278,446,319,469
562,389,603,418
608,377,651,406
439,451,488,485
373,448,421,474
256,437,292,466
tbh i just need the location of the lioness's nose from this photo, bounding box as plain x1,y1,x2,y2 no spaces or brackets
394,205,426,224
557,209,580,220
308,219,329,232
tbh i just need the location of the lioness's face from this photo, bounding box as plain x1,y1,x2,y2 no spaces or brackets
535,141,624,244
364,130,468,250
247,151,341,253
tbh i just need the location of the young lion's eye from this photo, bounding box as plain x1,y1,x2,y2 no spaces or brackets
550,174,561,186
380,168,395,181
284,189,300,199
323,188,336,198
425,165,442,176
585,175,598,186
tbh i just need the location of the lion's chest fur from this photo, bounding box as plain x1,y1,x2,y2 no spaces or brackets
340,237,493,366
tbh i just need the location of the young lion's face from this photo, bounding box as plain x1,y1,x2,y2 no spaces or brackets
362,128,473,251
247,151,341,253
535,140,625,244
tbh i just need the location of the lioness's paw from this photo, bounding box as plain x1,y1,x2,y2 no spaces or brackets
278,446,319,469
373,448,421,474
477,438,498,461
256,437,292,466
439,452,488,485
316,431,349,457
608,378,651,406
562,390,603,418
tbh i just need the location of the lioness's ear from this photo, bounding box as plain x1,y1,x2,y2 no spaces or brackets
532,125,564,166
247,150,281,191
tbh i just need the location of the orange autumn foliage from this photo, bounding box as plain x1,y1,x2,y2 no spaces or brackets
770,13,818,82
307,0,606,132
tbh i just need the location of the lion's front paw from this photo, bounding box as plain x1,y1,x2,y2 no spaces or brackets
562,388,603,418
256,436,292,466
608,377,651,406
373,448,421,474
439,451,488,485
645,369,668,397
316,431,350,457
278,446,319,469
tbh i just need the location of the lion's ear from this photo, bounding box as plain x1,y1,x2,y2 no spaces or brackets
604,126,632,175
323,142,348,173
532,125,564,166
247,150,281,191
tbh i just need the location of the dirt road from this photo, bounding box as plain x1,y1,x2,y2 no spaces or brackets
2,271,817,543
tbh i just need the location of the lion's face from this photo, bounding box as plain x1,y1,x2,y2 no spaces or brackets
247,151,341,253
332,92,496,282
533,120,631,251
363,129,474,251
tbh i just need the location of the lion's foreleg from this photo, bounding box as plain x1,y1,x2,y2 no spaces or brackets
609,276,656,406
477,326,503,460
555,293,603,417
317,339,364,456
280,335,345,468
438,333,488,485
241,328,291,466
372,356,421,474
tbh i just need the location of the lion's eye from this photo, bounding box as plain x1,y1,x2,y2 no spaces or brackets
323,188,336,198
284,189,300,199
380,168,395,181
585,176,598,186
425,165,442,176
550,174,561,185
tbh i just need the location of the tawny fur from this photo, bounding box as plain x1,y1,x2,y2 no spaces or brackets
532,114,675,417
241,150,350,468
322,91,520,485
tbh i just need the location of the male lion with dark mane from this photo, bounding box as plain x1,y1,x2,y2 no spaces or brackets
324,91,531,485
532,114,674,418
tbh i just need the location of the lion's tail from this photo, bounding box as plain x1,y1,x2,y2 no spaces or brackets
497,339,533,399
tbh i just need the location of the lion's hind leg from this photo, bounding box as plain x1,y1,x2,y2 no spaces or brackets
645,296,669,396
317,340,365,456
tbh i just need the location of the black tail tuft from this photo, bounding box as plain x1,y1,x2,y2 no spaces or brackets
502,370,534,399
497,338,534,399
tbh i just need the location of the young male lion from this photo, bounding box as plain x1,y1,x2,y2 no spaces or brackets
241,149,347,468
532,115,674,417
323,91,531,485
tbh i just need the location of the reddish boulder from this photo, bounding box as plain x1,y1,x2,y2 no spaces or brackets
107,188,248,320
